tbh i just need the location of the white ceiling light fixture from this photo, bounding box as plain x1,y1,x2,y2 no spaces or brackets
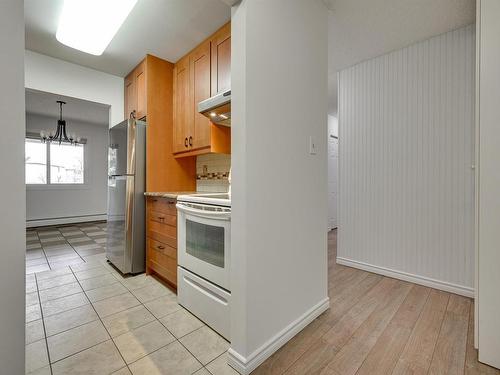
56,0,138,56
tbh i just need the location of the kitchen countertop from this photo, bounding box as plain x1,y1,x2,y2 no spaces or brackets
144,191,199,199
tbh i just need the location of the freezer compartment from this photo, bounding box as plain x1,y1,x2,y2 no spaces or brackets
177,267,231,340
108,118,140,176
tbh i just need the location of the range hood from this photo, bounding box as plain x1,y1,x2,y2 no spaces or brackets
198,89,231,127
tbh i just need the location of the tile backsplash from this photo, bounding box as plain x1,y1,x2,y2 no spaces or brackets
196,154,231,192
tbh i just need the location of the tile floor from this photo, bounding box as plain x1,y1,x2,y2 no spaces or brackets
26,222,108,274
25,223,237,375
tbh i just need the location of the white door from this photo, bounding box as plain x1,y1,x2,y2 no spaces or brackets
477,0,500,369
328,115,338,230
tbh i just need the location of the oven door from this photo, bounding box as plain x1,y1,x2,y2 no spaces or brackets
176,202,231,291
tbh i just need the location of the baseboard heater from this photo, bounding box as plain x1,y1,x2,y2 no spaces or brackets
26,214,107,228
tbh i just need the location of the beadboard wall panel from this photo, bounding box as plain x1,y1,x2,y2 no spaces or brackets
337,25,475,296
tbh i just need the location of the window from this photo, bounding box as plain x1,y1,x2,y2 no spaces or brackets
50,143,84,184
25,139,47,184
25,138,85,185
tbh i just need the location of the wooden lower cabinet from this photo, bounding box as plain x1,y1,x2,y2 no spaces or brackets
146,196,178,290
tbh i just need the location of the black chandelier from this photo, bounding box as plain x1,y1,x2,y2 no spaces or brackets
40,101,80,145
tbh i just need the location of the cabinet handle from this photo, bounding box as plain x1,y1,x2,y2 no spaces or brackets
157,245,165,250
184,137,188,147
158,216,164,221
189,136,193,146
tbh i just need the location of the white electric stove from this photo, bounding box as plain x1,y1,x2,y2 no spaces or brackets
176,192,231,340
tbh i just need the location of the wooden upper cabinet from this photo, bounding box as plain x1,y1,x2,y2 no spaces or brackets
124,59,147,120
173,43,212,153
190,40,212,150
173,56,191,154
211,22,231,96
135,61,147,120
123,54,196,192
172,22,231,158
124,72,136,120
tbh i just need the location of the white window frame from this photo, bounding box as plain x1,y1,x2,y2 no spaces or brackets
25,135,90,190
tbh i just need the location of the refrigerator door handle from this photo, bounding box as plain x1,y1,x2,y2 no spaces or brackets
127,119,137,175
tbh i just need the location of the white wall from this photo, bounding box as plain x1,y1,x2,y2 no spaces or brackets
229,1,329,373
338,25,475,297
476,0,500,367
0,0,26,373
25,50,124,126
26,113,108,225
328,115,338,230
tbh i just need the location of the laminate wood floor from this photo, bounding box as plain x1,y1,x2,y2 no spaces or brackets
254,229,499,375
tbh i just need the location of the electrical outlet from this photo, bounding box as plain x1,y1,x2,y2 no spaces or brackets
309,136,317,155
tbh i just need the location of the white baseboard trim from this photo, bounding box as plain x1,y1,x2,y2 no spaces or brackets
26,214,107,228
336,257,474,298
227,297,330,375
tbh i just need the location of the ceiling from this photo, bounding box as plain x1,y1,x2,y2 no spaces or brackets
26,89,110,126
25,0,231,77
25,0,475,115
326,0,476,114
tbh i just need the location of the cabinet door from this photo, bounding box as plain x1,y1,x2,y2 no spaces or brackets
211,22,231,96
190,40,212,150
135,60,147,120
124,72,136,120
173,56,191,153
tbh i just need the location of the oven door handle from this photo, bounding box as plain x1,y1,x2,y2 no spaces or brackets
176,203,231,220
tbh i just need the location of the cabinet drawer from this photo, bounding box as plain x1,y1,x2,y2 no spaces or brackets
148,245,177,269
148,251,177,286
148,238,176,260
147,220,177,238
149,210,176,227
147,197,177,215
147,221,177,248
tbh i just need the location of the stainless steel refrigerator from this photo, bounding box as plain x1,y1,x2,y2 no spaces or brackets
106,118,146,274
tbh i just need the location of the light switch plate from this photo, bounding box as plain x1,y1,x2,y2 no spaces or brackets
309,136,317,155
